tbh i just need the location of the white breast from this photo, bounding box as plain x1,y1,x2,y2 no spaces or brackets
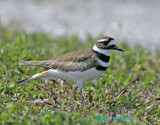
45,68,104,83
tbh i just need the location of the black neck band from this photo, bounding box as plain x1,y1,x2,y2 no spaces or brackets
96,65,108,71
92,49,110,63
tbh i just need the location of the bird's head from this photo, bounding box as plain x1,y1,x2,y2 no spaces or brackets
94,36,124,52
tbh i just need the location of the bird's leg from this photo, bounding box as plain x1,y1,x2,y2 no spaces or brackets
79,88,86,107
77,83,88,107
73,86,78,100
71,86,78,110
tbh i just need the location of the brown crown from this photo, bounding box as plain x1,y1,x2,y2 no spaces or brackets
98,36,114,42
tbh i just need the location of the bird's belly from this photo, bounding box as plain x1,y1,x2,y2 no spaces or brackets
47,68,104,83
67,68,104,83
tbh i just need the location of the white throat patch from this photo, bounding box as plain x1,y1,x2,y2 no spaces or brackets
93,45,111,56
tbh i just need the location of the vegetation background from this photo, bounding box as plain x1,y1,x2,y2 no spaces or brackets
0,27,159,125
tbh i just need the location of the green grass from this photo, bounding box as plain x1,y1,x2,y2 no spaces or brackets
0,27,160,125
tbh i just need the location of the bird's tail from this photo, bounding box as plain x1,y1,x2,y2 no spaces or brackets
15,70,49,84
19,61,47,67
15,77,32,84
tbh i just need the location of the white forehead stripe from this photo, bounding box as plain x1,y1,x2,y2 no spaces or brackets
107,40,115,47
97,39,107,42
93,45,111,56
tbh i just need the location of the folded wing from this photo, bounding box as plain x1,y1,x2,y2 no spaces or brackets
20,49,98,72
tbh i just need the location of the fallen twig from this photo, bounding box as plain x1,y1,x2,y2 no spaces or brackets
39,104,47,117
115,78,139,98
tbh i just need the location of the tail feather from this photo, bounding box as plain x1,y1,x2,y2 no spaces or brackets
20,61,47,67
15,77,32,84
15,70,49,84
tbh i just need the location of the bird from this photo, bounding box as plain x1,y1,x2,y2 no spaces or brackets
15,36,123,107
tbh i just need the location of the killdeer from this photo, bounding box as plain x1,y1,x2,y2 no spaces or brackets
15,36,123,107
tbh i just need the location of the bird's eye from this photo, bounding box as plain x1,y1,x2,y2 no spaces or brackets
102,41,109,45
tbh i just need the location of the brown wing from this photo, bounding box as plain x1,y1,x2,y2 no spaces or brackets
20,49,98,72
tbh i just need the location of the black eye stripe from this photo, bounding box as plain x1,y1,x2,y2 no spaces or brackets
106,45,115,49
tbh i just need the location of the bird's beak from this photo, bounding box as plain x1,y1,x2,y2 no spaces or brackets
113,45,124,51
